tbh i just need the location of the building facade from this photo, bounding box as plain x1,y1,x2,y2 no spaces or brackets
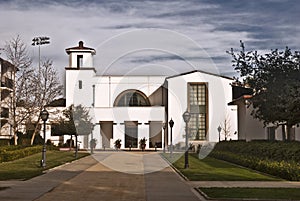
65,41,238,150
0,58,15,141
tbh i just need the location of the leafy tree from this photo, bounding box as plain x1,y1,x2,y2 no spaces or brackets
227,41,300,140
52,104,94,148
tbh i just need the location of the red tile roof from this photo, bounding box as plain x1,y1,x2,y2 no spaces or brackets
65,41,96,54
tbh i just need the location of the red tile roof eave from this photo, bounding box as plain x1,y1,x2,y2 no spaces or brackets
65,48,96,55
228,95,253,105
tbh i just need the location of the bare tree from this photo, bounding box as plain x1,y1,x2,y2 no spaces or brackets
221,114,232,141
29,59,63,145
3,35,32,145
4,35,63,145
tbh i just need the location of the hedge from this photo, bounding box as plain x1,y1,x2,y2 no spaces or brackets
212,141,300,163
0,145,58,163
209,141,300,181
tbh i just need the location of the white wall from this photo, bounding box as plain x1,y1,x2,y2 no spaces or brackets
92,107,165,149
69,51,94,68
65,68,167,149
95,76,166,107
167,71,238,144
66,69,96,107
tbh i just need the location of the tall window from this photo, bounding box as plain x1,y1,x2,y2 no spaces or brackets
188,83,207,140
125,121,138,148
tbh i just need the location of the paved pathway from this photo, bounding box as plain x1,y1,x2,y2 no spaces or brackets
0,152,202,201
1,152,300,201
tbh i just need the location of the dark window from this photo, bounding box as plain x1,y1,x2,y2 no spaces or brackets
1,107,9,118
267,127,275,141
79,80,82,89
114,90,150,107
188,83,208,140
77,55,83,68
125,121,138,148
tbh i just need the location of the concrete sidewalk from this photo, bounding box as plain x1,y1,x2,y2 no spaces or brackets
190,180,300,188
0,152,202,201
2,152,300,201
0,155,98,201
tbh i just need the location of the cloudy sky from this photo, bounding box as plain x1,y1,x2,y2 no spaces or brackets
0,0,299,80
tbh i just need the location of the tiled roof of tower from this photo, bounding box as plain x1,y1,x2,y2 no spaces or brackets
65,41,96,55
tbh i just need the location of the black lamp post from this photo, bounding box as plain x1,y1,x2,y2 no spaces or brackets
74,120,79,159
162,123,166,153
40,108,49,168
217,125,222,142
182,110,191,169
169,119,174,157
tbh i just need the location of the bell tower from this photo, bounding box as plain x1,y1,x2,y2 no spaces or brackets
65,41,96,69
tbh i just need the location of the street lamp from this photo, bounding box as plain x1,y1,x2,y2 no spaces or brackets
182,110,191,169
169,119,174,157
162,122,166,153
217,125,222,142
32,36,50,73
40,108,49,168
74,120,79,159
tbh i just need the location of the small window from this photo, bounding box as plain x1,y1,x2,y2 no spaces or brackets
79,80,82,89
77,55,83,68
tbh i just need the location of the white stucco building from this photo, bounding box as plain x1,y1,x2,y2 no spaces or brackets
65,41,238,150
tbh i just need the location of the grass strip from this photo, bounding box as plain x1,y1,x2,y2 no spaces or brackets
199,187,300,200
163,153,280,181
0,150,89,180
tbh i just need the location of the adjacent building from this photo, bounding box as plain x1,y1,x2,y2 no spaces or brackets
0,58,15,141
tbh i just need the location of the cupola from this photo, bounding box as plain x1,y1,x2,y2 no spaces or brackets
65,41,96,69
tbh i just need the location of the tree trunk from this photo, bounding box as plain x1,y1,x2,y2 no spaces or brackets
281,124,286,141
30,115,41,145
70,135,73,149
13,123,17,145
286,124,293,141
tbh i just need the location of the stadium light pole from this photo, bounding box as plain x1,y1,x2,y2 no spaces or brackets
32,36,50,73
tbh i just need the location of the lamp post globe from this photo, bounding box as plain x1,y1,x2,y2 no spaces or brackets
182,110,191,169
182,110,191,123
217,125,222,142
40,109,49,121
169,119,174,128
40,108,49,168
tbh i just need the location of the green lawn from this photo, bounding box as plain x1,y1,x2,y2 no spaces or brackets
199,187,300,200
0,150,89,180
163,153,280,181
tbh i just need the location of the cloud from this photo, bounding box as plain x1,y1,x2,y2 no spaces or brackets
0,0,299,81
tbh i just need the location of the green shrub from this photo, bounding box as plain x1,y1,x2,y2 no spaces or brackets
0,145,57,163
210,141,300,181
213,141,300,163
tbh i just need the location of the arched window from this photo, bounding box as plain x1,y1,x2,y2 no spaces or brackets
114,90,150,107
